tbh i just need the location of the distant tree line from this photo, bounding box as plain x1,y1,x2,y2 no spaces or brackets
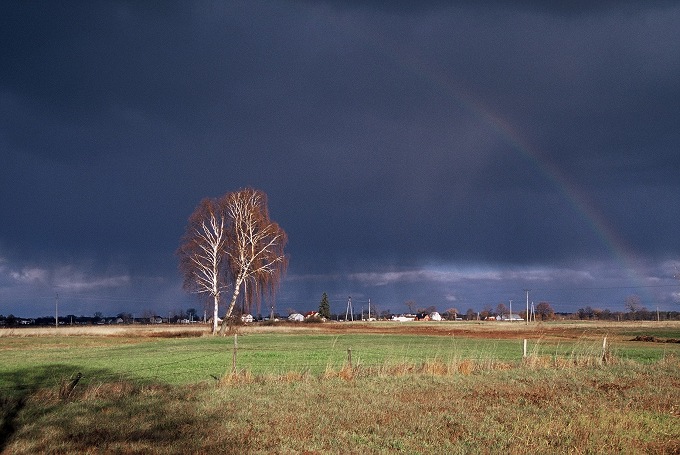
573,307,679,321
0,308,204,327
3,292,679,326
572,294,679,321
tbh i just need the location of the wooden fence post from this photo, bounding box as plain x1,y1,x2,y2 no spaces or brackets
232,333,238,373
600,336,607,365
523,339,527,358
61,372,82,399
347,347,352,369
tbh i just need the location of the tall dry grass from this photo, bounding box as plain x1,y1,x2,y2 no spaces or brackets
3,351,678,454
0,324,209,338
2,321,679,453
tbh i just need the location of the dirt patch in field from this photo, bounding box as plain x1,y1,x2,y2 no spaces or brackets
630,335,680,343
302,320,680,341
240,320,680,342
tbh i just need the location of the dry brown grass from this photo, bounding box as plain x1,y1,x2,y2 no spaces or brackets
2,319,677,341
219,369,255,385
239,319,680,345
457,358,475,375
0,324,209,338
3,325,679,454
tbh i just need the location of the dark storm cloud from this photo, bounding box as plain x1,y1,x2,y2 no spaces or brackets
312,0,678,15
1,1,679,317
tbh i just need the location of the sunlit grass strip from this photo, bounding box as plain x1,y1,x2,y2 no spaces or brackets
1,330,678,392
230,333,526,376
215,351,628,386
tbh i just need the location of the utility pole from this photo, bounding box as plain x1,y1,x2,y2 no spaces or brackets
524,289,531,325
509,299,512,321
368,298,371,320
345,296,354,322
55,293,59,328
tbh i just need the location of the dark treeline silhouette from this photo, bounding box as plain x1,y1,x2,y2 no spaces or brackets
1,308,679,327
572,307,679,321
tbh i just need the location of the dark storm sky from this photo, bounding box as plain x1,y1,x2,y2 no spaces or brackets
1,1,679,318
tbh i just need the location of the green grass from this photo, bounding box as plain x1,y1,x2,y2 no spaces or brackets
235,333,523,374
1,323,679,453
523,337,678,363
2,330,678,391
3,361,679,454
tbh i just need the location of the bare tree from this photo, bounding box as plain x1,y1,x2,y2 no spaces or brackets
625,294,646,319
495,303,508,317
418,305,436,314
480,305,492,320
178,197,230,334
535,302,555,321
625,294,644,313
219,188,287,335
445,307,459,320
179,189,287,336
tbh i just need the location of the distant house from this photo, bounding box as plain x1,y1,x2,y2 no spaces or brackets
392,314,416,322
241,314,253,323
288,313,304,322
499,314,524,321
429,312,442,321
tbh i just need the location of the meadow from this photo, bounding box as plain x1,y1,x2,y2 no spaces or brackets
1,321,679,454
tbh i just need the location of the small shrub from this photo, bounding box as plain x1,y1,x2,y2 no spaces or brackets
338,365,354,381
58,372,83,399
280,370,310,382
458,359,474,375
421,360,449,376
220,370,254,385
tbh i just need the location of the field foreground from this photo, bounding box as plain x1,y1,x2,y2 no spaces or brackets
1,321,679,454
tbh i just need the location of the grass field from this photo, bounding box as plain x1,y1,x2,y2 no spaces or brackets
1,321,679,453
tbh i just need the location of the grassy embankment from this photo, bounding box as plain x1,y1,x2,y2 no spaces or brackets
1,321,679,453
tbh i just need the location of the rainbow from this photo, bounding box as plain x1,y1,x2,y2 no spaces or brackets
360,33,654,304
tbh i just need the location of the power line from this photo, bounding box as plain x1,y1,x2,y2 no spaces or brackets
530,284,680,292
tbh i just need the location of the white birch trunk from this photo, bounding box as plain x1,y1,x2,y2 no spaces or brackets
212,293,219,335
219,273,244,335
